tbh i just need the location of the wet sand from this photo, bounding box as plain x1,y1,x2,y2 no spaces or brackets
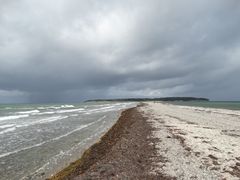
49,102,240,180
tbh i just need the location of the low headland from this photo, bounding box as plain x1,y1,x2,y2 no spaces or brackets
49,101,240,180
85,97,209,102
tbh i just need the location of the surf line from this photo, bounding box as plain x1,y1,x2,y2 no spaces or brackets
23,120,108,180
0,115,106,159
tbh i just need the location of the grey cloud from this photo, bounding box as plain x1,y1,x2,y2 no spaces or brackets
0,0,240,103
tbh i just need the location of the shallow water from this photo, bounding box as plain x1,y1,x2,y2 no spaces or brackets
170,101,240,110
0,102,136,180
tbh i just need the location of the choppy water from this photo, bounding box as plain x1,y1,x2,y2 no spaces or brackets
170,101,240,110
0,102,136,180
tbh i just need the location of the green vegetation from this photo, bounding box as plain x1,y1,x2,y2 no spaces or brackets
85,97,209,102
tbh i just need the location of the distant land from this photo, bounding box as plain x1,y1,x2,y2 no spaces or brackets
85,97,209,102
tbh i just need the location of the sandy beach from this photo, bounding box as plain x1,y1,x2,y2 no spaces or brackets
144,102,240,179
50,102,240,180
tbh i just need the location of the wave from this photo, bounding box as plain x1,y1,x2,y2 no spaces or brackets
27,119,108,179
33,116,68,124
16,116,69,128
84,103,132,115
70,114,79,117
0,127,16,135
38,103,127,115
35,111,55,115
56,108,85,113
61,105,75,108
38,105,75,110
84,106,122,114
0,124,15,129
34,108,83,115
37,107,50,110
16,107,81,116
0,116,68,135
0,115,106,159
0,115,29,122
17,110,40,115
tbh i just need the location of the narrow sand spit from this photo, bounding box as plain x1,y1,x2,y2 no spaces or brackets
50,103,240,180
49,106,171,180
143,102,240,179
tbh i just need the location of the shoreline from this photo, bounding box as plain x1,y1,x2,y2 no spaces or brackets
47,107,138,179
48,102,240,179
48,104,170,179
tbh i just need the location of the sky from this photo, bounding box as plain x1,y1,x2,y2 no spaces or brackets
0,0,240,103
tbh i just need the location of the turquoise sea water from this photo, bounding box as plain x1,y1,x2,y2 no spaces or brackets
170,101,240,110
0,102,136,180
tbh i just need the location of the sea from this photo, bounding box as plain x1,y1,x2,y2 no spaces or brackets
170,101,240,110
0,102,137,180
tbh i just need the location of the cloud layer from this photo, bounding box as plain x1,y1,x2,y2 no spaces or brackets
0,0,240,103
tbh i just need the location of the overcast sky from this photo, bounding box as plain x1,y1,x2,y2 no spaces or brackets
0,0,240,103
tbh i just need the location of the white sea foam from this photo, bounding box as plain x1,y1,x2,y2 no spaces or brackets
17,116,69,128
35,116,68,124
70,114,79,117
51,115,106,141
86,103,132,115
0,127,16,135
0,115,106,159
56,108,84,113
0,124,15,129
0,115,29,122
0,116,68,135
17,110,40,114
37,107,47,110
39,105,75,110
84,105,122,114
61,105,75,108
36,111,55,115
26,119,108,179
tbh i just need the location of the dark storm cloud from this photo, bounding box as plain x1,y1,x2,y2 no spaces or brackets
0,0,240,103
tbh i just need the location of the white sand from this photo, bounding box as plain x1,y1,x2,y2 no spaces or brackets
141,102,240,180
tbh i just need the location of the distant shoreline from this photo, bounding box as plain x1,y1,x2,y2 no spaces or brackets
85,97,209,102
